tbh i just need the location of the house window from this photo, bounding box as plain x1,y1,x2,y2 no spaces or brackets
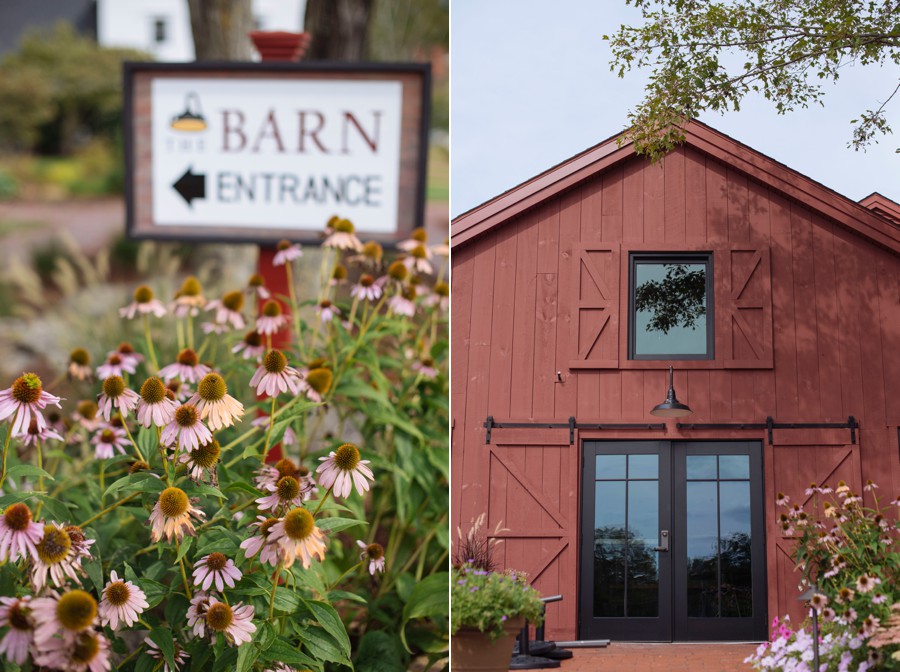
153,18,168,44
628,253,713,360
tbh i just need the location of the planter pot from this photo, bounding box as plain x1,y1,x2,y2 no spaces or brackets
452,616,525,671
248,31,310,62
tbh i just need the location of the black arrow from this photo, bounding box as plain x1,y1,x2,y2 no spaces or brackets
173,166,206,207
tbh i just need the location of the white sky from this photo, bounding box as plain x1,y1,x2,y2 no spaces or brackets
450,0,900,218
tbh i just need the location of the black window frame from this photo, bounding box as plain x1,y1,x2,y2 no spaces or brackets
153,17,168,44
628,252,714,361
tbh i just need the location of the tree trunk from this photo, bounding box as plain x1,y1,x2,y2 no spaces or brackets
303,0,374,61
187,0,254,61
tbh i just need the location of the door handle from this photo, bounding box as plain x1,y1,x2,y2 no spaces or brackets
653,530,669,552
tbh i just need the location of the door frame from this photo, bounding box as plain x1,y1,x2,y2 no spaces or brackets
578,439,768,642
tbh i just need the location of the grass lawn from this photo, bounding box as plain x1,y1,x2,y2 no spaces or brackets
428,144,449,203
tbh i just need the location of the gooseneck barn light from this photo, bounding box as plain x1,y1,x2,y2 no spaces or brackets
650,366,693,418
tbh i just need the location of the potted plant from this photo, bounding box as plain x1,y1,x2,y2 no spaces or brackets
451,564,545,671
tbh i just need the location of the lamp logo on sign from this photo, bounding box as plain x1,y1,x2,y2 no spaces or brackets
151,78,402,234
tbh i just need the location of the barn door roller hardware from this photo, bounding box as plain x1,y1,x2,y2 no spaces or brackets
482,416,667,445
675,416,859,445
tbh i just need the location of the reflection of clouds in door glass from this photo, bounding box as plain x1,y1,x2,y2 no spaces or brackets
595,481,625,530
687,481,717,559
628,480,658,541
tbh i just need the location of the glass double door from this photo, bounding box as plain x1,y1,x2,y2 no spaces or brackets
579,441,767,641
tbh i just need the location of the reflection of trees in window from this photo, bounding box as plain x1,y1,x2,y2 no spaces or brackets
593,525,659,617
687,532,752,617
635,264,706,334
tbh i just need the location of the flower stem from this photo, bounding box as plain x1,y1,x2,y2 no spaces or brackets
36,439,43,493
329,561,362,591
119,411,146,463
78,492,140,527
263,396,277,462
176,539,192,599
312,485,334,517
284,261,306,361
269,560,283,620
0,425,12,490
143,315,159,373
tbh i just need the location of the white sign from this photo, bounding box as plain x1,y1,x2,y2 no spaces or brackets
150,78,403,234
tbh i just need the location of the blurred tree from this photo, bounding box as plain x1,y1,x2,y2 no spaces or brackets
304,0,374,61
0,23,148,154
368,0,448,62
187,0,253,61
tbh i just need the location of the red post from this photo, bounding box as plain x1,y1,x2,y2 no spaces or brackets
249,31,310,463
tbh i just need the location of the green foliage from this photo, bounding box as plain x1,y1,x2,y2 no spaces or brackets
0,22,150,154
451,565,544,640
606,0,900,159
634,263,706,333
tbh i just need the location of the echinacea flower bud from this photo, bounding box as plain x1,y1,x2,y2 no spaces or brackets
305,368,332,395
133,285,154,304
332,264,348,281
180,276,202,296
411,227,427,243
387,261,408,281
362,241,383,260
69,349,90,366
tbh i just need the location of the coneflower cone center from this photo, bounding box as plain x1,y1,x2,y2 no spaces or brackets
72,632,100,663
277,476,301,501
8,603,30,631
198,373,227,401
365,543,384,560
206,602,233,631
118,342,135,355
262,300,282,317
56,590,97,631
77,400,98,420
108,354,123,366
334,218,354,233
105,581,130,606
387,261,407,281
174,405,198,427
260,517,280,537
435,281,449,297
283,508,314,540
70,348,90,366
412,227,428,242
333,264,347,280
140,377,166,404
403,286,417,301
192,439,220,468
298,465,310,477
244,331,263,347
248,272,265,287
362,241,382,259
360,274,374,287
130,460,150,474
177,349,199,366
264,350,288,374
276,239,292,251
100,430,116,444
206,552,227,571
4,503,32,531
421,357,435,368
37,526,71,564
159,487,189,518
222,291,244,312
334,444,361,471
102,376,125,398
411,244,427,259
306,368,332,394
133,285,154,303
275,458,299,480
319,299,332,309
181,276,201,296
11,374,42,404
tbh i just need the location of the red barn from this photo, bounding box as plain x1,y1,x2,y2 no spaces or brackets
450,121,900,642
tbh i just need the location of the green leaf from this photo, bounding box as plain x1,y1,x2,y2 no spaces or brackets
272,586,300,613
175,536,193,562
316,517,368,533
185,482,226,499
235,640,259,672
150,626,177,671
259,638,320,667
304,599,351,658
223,481,261,497
327,589,368,605
301,626,353,668
6,464,53,483
103,471,164,499
400,572,449,652
356,631,406,672
36,495,71,523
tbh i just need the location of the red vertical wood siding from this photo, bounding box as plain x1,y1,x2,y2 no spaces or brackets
451,146,900,640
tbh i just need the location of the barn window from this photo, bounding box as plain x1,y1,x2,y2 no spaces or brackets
628,253,713,360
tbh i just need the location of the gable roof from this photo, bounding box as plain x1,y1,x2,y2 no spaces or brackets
451,120,900,255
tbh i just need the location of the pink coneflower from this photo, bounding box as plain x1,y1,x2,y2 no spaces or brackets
158,349,211,384
161,404,212,454
412,357,439,379
73,400,104,432
95,352,136,380
351,274,384,302
397,227,428,253
330,263,349,286
137,377,178,428
864,479,878,492
0,596,33,665
206,291,246,330
269,508,327,569
423,280,449,311
99,570,148,629
201,321,229,335
192,552,242,591
178,438,220,482
264,665,302,672
239,516,285,567
68,348,93,381
188,373,244,431
171,276,206,318
206,600,256,646
252,415,297,446
253,457,306,490
232,330,266,361
317,299,340,323
821,607,836,622
114,342,144,370
120,284,167,319
402,244,434,275
301,367,332,403
357,540,386,575
149,487,205,542
808,593,828,610
349,241,384,268
166,378,191,402
246,273,271,299
0,372,63,437
386,260,408,285
256,475,311,512
316,443,374,498
323,218,362,251
856,574,880,593
145,636,191,671
775,492,790,506
388,291,416,317
256,300,289,336
97,375,140,421
186,591,213,637
31,524,91,590
20,416,64,448
0,502,43,562
250,350,302,398
31,589,97,644
91,426,129,459
35,629,111,672
273,239,303,265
